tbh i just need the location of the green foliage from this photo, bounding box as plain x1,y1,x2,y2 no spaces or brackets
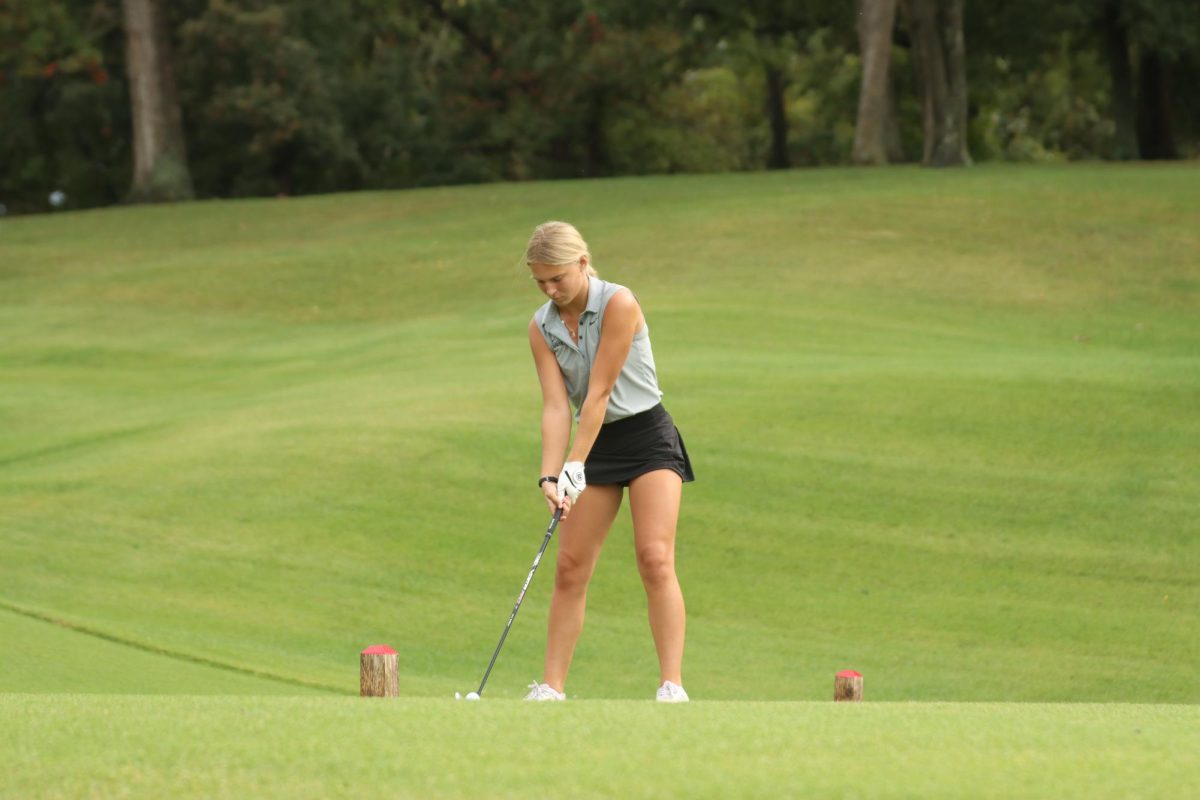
607,66,767,174
176,1,363,197
0,0,127,212
786,29,860,165
966,0,1200,162
2,0,1199,212
973,38,1118,162
1124,0,1200,57
403,3,698,182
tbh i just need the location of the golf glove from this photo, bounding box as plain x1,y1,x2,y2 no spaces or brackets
558,461,587,502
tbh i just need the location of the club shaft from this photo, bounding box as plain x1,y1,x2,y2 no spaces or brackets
475,507,564,696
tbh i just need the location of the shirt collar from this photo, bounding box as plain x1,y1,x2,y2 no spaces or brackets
582,276,603,318
544,276,602,325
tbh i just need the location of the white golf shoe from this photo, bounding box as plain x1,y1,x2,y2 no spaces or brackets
656,681,689,703
524,681,566,701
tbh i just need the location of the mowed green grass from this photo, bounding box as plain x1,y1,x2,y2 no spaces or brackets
2,164,1198,797
1,165,1197,704
3,697,1198,799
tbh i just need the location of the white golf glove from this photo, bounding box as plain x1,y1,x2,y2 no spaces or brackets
557,461,587,502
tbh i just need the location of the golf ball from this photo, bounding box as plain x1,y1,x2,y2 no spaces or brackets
466,692,480,701
454,692,462,700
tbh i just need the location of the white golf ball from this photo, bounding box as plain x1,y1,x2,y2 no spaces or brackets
454,692,462,700
466,692,480,701
49,190,66,208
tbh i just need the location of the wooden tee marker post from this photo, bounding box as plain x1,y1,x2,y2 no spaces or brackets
360,645,399,697
834,669,863,702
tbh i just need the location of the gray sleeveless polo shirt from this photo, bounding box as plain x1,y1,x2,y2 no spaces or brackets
536,277,664,424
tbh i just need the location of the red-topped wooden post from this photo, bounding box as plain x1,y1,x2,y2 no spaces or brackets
360,645,399,697
834,670,863,702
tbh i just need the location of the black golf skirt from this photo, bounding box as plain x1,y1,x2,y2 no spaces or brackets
585,403,695,487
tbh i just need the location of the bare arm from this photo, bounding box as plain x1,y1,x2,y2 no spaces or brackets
529,316,572,511
567,289,643,464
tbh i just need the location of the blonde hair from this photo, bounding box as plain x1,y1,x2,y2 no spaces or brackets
525,221,597,277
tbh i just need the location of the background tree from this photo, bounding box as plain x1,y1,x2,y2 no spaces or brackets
0,0,129,212
175,1,361,197
851,0,901,164
2,0,1198,214
900,0,970,166
1099,0,1139,159
1121,0,1200,159
122,0,193,200
401,0,696,181
682,0,855,170
964,1,1112,161
966,0,1198,161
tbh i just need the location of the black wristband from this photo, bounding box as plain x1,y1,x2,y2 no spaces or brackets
538,475,558,488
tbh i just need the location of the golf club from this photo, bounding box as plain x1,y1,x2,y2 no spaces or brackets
457,505,564,700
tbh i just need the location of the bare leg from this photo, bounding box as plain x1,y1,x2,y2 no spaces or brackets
628,470,685,686
542,484,622,692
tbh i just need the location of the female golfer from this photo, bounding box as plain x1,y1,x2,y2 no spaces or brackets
523,221,694,703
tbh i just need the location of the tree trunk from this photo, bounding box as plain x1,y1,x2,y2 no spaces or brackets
585,89,609,177
1100,0,1138,160
907,0,947,164
884,74,905,162
852,0,899,165
122,0,193,201
942,0,970,164
902,0,970,166
1136,50,1176,160
764,63,790,169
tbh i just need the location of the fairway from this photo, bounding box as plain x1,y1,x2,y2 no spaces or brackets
2,164,1198,796
3,697,1198,799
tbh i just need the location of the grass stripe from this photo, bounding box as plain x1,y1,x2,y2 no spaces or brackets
0,598,344,695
